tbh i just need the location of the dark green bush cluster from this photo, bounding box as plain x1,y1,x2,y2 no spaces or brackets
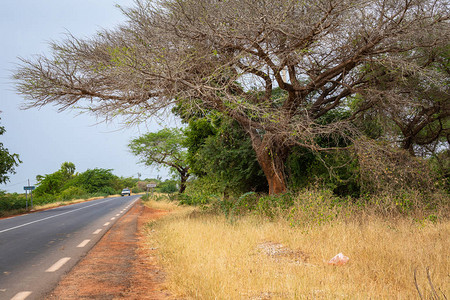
0,191,27,212
156,180,178,194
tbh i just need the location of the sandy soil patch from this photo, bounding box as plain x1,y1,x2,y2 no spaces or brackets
46,200,172,299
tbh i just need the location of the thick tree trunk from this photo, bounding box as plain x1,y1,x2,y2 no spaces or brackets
257,148,287,194
401,136,416,157
178,168,189,194
249,131,288,194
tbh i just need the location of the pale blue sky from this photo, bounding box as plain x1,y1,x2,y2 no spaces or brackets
0,0,172,193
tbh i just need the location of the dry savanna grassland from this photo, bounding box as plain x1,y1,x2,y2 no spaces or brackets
142,191,449,299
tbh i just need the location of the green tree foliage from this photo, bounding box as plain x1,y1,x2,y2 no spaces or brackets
183,118,216,176
34,162,76,196
128,128,189,193
156,179,178,194
286,147,360,197
118,176,138,191
184,116,267,195
0,118,21,184
35,163,124,197
34,172,66,196
68,168,119,195
60,161,76,180
285,108,361,196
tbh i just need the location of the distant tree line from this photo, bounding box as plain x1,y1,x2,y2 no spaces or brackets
0,161,177,213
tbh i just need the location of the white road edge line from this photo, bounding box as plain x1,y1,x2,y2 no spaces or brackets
10,291,32,300
103,222,110,226
77,239,91,248
115,214,120,217
46,257,71,272
111,217,116,220
93,229,102,234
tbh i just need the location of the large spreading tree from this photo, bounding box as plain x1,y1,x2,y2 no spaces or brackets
13,0,449,194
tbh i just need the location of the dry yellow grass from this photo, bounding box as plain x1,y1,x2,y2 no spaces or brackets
145,200,449,299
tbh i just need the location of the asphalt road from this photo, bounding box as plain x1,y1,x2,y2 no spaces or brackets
0,195,141,300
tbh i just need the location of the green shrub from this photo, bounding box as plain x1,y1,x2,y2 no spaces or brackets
213,192,259,218
180,176,223,206
255,192,296,218
33,194,58,205
157,180,178,193
100,186,117,196
178,193,218,206
285,189,345,227
60,186,87,201
0,191,26,211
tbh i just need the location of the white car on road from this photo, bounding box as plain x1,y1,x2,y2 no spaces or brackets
121,188,131,196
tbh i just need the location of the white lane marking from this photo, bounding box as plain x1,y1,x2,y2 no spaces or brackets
110,217,116,220
0,199,112,234
45,257,71,272
93,229,102,234
103,222,110,226
11,291,32,300
115,214,120,217
77,239,91,248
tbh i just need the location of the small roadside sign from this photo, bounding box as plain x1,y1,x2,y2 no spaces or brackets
24,183,35,210
146,182,157,197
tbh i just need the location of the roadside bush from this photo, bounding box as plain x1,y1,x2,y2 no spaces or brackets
0,191,26,211
157,180,178,194
213,192,259,218
213,189,343,224
286,147,360,197
207,187,449,226
59,186,87,201
100,186,117,196
178,193,218,206
181,176,223,206
356,142,436,194
255,192,296,218
211,192,296,220
357,189,450,219
285,189,348,227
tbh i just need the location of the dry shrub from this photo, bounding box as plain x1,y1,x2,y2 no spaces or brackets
354,139,435,193
360,189,449,221
224,188,448,226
